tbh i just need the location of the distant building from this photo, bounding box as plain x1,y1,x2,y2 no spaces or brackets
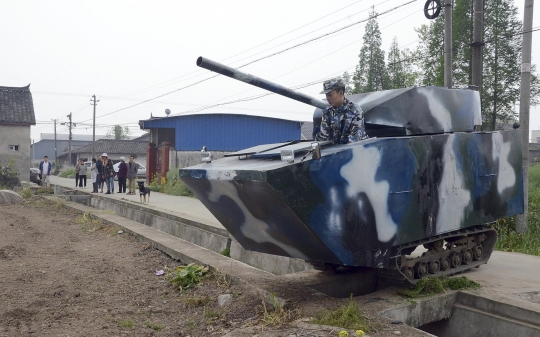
31,133,111,166
59,139,148,165
0,84,36,181
138,113,310,177
531,130,540,143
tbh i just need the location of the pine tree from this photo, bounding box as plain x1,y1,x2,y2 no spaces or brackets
351,7,387,93
387,37,419,89
415,16,444,86
482,0,523,128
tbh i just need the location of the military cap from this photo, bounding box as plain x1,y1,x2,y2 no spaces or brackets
320,77,346,94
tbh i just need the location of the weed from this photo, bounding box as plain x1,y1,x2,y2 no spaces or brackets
443,276,481,290
494,164,540,256
260,293,298,327
204,304,220,320
166,263,209,292
213,269,232,288
34,187,54,195
147,170,194,197
311,295,370,332
75,212,103,233
145,321,163,331
54,198,66,211
118,319,134,328
220,247,231,257
183,296,213,306
186,318,197,331
19,187,32,199
59,167,76,178
398,276,480,298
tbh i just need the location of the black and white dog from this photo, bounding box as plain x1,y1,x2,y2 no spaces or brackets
137,181,151,204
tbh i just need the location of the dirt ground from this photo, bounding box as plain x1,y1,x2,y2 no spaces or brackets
0,198,428,337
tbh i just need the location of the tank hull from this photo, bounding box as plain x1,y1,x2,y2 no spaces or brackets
179,130,523,268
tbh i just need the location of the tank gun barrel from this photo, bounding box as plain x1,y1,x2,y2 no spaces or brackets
196,57,328,110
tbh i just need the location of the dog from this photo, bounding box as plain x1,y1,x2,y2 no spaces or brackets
137,181,151,204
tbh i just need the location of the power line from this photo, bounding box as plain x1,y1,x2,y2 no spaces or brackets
111,0,365,99
81,0,418,123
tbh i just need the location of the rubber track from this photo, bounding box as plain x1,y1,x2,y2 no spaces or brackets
378,225,498,286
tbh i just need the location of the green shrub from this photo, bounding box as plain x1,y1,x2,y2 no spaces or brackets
494,164,540,256
19,187,32,199
0,158,20,189
166,263,209,292
147,170,194,197
59,167,76,178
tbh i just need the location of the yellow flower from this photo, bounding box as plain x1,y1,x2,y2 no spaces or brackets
338,331,349,337
356,330,365,336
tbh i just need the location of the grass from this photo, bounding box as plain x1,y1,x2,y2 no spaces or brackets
397,276,481,298
311,295,370,332
493,164,540,256
59,167,76,178
220,247,231,257
145,321,163,331
18,187,32,199
260,293,298,327
148,170,194,197
34,187,54,195
74,211,104,233
118,319,134,328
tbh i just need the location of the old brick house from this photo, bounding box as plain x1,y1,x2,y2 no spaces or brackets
0,85,36,181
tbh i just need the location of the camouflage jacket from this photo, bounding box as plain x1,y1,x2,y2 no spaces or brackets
316,98,367,144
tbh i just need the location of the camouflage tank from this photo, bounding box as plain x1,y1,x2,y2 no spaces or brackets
179,57,524,283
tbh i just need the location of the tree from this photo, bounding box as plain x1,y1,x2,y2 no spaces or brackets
415,0,539,129
415,16,444,86
386,37,420,89
351,7,387,93
107,125,131,140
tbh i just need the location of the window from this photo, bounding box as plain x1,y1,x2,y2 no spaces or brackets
8,145,19,151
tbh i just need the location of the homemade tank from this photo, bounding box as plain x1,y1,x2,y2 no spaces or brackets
179,57,524,282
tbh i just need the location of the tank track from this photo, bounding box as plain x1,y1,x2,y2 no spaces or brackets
378,225,497,286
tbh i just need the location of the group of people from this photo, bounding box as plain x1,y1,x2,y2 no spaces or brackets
75,153,138,195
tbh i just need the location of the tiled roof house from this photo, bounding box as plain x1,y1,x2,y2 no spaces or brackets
58,139,148,164
0,85,36,181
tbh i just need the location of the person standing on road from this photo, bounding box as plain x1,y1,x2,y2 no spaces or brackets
101,153,115,194
96,156,104,193
90,158,99,193
126,156,138,195
78,159,87,188
39,156,52,188
75,159,80,187
117,157,128,193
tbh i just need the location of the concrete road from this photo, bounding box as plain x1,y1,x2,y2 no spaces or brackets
49,175,224,230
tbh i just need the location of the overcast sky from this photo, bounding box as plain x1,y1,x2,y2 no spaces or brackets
1,0,538,141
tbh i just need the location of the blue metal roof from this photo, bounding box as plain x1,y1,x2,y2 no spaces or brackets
140,114,302,151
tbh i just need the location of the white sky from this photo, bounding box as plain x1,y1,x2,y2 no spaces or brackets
1,0,538,141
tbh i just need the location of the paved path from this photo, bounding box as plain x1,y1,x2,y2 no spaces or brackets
49,175,224,230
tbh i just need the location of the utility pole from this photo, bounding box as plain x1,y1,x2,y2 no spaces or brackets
516,0,535,233
471,0,484,93
91,95,99,160
444,0,453,88
53,119,58,173
60,114,75,165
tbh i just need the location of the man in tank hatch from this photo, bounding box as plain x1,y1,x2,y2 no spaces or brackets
316,78,367,144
